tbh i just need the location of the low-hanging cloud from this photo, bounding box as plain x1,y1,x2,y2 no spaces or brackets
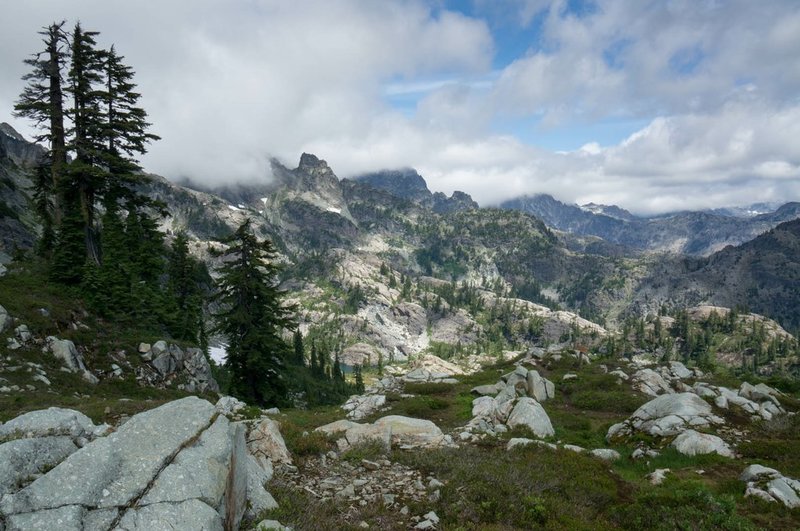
0,0,798,214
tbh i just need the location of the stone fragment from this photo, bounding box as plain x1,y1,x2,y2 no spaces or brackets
248,417,292,465
589,448,621,461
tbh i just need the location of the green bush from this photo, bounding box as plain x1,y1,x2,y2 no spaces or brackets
570,389,645,414
611,483,754,530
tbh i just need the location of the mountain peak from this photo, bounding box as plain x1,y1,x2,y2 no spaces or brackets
298,152,329,171
0,122,25,142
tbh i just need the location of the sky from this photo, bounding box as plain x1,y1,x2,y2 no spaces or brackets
1,0,799,215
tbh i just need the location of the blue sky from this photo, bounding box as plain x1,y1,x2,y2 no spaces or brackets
1,0,799,214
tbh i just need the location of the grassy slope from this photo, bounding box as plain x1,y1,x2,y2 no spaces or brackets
265,357,800,530
0,261,212,424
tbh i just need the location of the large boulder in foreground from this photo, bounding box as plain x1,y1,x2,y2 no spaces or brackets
0,397,251,530
607,392,724,440
0,407,105,442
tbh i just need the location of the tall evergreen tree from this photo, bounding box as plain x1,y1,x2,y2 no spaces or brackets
66,23,107,264
212,219,295,406
102,46,159,176
14,21,68,227
292,330,305,366
166,232,204,341
310,343,319,375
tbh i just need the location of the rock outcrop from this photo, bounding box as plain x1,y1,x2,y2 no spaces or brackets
740,464,800,508
0,397,274,530
689,381,785,421
317,415,450,450
607,393,725,440
136,340,219,393
506,397,555,438
463,364,556,440
43,336,98,384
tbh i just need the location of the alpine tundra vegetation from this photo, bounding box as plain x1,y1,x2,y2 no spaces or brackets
2,4,800,531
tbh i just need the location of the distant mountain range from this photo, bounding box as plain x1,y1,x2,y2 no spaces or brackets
500,193,800,256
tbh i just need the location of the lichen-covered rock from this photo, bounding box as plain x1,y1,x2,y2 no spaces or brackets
136,340,219,393
245,454,278,520
315,419,392,450
740,465,800,508
506,397,555,438
0,437,78,496
216,396,247,416
342,394,387,421
607,393,724,440
43,337,93,382
471,396,497,419
0,407,104,442
671,429,734,458
590,448,621,461
247,418,292,465
525,370,555,402
373,415,447,448
0,397,252,530
471,383,502,396
0,398,214,516
631,368,673,396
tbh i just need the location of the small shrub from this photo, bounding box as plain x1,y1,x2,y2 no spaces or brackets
570,389,645,414
341,440,389,464
404,382,454,395
280,422,336,458
611,482,754,531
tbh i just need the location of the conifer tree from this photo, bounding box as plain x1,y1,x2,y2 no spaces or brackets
354,364,365,394
14,22,68,227
166,232,204,341
333,352,343,382
212,219,295,406
310,343,319,374
66,23,107,264
292,330,305,366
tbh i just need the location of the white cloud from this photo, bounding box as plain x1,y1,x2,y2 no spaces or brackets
0,1,798,215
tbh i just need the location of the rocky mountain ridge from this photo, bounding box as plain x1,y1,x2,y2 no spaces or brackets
501,193,800,256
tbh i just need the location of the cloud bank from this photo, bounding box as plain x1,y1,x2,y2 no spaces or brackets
0,0,798,214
